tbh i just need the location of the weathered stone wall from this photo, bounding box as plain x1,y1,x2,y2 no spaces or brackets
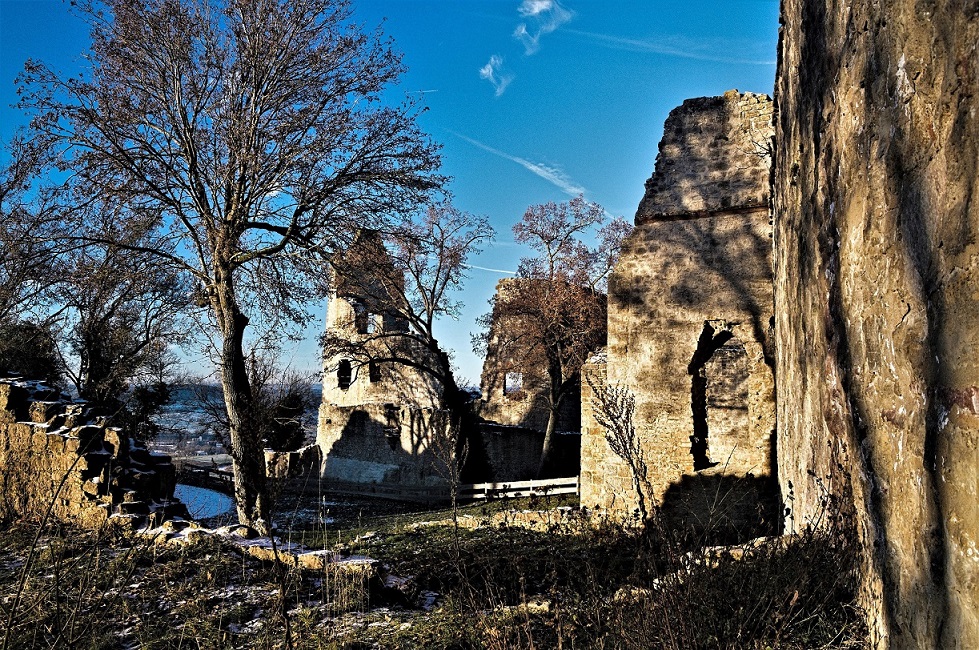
579,353,638,513
265,444,322,479
581,91,776,524
318,230,447,488
637,91,773,220
480,424,579,482
318,402,448,487
479,279,582,434
319,402,576,486
479,348,560,434
0,378,186,528
320,293,442,409
774,2,979,646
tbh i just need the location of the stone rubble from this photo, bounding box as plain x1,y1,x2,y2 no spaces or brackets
0,376,188,528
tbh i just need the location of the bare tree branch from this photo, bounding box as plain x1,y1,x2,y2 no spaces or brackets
14,0,444,532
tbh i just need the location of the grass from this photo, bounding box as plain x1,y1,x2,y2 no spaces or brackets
0,492,867,649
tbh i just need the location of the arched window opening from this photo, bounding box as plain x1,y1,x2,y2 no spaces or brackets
687,322,734,471
352,301,369,334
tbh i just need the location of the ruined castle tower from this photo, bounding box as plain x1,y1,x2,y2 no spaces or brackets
316,230,447,488
580,91,776,526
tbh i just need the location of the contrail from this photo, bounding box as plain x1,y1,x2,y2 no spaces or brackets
465,263,517,275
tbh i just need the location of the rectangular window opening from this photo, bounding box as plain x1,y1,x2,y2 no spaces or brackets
337,359,352,390
353,302,369,334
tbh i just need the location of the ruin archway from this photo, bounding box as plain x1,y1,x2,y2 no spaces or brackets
688,322,753,470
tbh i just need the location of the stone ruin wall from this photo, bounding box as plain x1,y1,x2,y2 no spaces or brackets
479,363,560,434
320,269,583,486
579,354,621,509
478,279,583,435
581,91,777,526
320,290,443,410
318,292,448,488
318,400,449,487
316,229,453,489
0,378,186,528
775,1,978,646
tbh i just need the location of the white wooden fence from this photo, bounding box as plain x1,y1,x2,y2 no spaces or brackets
178,458,579,505
458,476,579,502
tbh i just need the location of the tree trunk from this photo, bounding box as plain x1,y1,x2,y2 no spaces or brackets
537,355,564,478
433,347,488,483
213,269,270,534
538,407,559,479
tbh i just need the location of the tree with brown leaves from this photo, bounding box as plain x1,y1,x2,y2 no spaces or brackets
478,195,631,477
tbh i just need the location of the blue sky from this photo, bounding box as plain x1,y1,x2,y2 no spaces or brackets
0,0,779,385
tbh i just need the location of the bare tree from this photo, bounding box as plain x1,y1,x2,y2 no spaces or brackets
477,195,631,476
56,230,192,415
0,137,72,385
15,0,443,532
321,203,494,472
0,136,66,328
1,138,187,424
197,350,316,454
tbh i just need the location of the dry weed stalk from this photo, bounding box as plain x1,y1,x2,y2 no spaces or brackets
588,379,652,521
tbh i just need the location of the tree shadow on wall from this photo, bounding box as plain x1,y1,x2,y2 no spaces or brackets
658,471,780,547
477,360,582,436
321,406,497,487
612,89,776,367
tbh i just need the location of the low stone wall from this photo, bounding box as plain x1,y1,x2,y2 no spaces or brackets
480,424,579,481
317,399,576,488
0,378,187,528
265,444,322,479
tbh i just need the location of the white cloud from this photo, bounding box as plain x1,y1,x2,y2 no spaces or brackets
479,55,515,96
513,0,573,55
453,132,586,196
518,0,554,17
464,263,517,275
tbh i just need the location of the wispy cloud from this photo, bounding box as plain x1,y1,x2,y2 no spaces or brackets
565,29,776,66
453,132,585,196
514,0,573,55
518,0,556,16
479,55,515,96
